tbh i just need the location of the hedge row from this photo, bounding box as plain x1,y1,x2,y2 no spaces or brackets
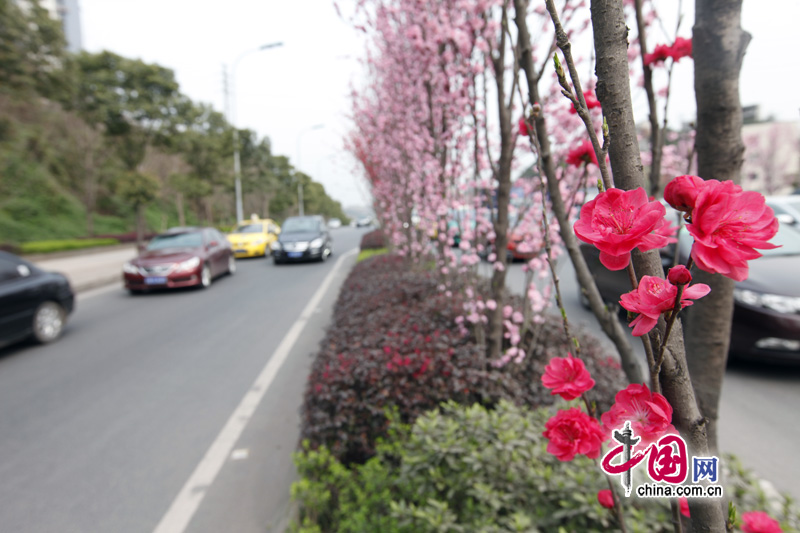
299,253,626,465
20,238,119,254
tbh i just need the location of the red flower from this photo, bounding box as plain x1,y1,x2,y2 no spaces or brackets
543,407,606,461
597,489,615,509
619,275,710,336
601,384,676,448
679,497,691,518
573,187,676,271
566,140,599,167
741,511,783,533
542,354,596,400
644,37,692,66
569,90,602,114
664,174,706,214
668,37,692,62
687,179,779,282
667,265,692,285
519,117,529,136
644,43,672,66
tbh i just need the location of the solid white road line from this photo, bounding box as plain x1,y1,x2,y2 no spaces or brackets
152,249,358,533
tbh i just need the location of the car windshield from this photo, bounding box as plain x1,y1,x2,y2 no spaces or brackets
146,232,203,250
232,223,263,233
282,218,319,233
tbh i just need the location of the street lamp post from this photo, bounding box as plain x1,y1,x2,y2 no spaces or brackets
295,124,325,217
225,42,283,223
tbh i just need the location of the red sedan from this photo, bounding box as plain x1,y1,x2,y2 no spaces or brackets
123,227,235,294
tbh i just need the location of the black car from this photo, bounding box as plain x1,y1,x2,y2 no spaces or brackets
271,215,333,264
578,216,800,363
0,251,75,347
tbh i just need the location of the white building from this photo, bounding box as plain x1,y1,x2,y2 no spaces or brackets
742,121,800,195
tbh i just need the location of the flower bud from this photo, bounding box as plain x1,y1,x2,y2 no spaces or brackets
664,175,706,213
668,265,692,285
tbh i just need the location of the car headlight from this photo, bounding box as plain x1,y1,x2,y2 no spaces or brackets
176,257,201,272
310,237,324,249
123,262,139,274
734,289,800,314
271,241,282,251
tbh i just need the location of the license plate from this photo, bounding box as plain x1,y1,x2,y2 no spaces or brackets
288,252,303,258
144,276,167,285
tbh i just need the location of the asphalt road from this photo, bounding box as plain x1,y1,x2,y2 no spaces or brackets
499,257,800,501
0,228,363,533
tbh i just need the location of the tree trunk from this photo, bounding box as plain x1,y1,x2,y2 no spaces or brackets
135,204,145,246
685,0,750,455
488,7,514,362
176,192,186,227
513,0,643,385
590,0,726,529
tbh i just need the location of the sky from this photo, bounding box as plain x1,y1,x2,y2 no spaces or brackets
77,0,800,210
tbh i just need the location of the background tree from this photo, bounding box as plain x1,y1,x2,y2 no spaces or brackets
684,0,751,455
116,171,160,245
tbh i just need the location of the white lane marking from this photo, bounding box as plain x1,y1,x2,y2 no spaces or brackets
152,249,358,533
230,449,249,461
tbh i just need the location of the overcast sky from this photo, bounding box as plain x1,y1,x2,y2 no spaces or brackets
78,0,800,209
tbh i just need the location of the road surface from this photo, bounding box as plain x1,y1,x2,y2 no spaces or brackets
0,228,362,533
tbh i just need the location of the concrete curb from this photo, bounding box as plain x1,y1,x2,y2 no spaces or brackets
22,243,137,262
73,273,123,294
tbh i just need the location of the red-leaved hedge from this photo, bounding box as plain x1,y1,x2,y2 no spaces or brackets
359,228,387,250
300,254,625,465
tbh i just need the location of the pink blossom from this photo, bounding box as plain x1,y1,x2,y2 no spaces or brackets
668,37,692,62
543,407,607,461
687,180,779,281
644,43,672,66
601,384,676,448
679,498,690,518
667,265,692,285
542,354,596,400
569,90,601,114
518,117,529,136
566,140,599,167
664,174,707,214
741,511,783,533
619,275,710,336
573,187,675,271
597,489,614,509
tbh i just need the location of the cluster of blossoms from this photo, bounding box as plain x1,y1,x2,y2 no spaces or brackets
574,177,779,335
664,175,779,282
540,354,673,461
542,354,784,531
644,36,692,66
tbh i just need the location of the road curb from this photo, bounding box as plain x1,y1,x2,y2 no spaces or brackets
22,243,137,262
73,273,122,294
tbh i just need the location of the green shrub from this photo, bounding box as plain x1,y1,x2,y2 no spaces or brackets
20,238,119,254
293,401,800,533
292,401,674,533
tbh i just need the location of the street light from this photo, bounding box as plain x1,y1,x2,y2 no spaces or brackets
295,123,325,216
225,41,283,223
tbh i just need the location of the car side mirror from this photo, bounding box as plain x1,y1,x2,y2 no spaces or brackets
137,243,147,253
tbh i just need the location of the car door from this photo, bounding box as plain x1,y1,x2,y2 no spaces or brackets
0,257,42,342
205,229,227,275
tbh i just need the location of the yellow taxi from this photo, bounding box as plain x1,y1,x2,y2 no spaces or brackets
227,216,281,258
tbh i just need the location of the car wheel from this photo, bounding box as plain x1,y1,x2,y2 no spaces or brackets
128,289,144,296
32,301,65,344
200,263,212,288
227,255,236,275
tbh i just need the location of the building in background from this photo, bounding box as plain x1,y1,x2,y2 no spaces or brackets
742,116,800,196
16,0,83,53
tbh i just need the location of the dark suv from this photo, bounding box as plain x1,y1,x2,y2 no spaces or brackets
271,215,333,264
